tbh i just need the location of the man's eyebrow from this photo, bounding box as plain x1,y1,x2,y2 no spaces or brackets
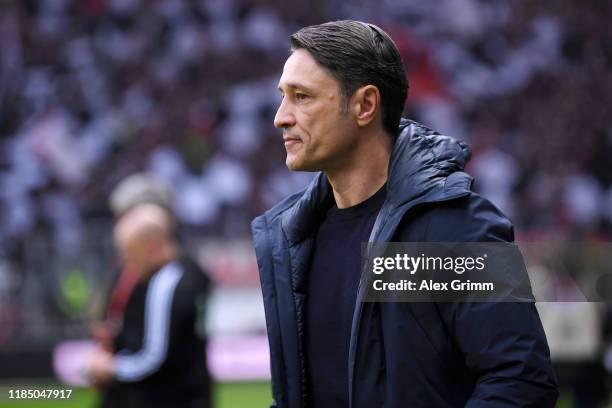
277,82,315,94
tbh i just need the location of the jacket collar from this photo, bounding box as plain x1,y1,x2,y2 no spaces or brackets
280,119,473,245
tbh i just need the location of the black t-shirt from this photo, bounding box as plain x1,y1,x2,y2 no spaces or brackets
306,185,386,407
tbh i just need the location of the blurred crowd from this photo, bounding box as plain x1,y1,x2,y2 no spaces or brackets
1,0,611,259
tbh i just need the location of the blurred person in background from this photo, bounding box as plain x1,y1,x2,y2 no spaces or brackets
252,20,557,408
90,173,176,352
87,203,211,408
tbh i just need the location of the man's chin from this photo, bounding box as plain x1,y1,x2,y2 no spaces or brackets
285,159,304,171
286,156,317,172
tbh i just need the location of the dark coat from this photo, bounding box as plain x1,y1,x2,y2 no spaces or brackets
251,119,558,408
101,256,211,408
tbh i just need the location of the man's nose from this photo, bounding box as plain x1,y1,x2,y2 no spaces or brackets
274,99,296,129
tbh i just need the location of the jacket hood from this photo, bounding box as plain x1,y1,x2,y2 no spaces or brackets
278,119,473,244
388,118,472,207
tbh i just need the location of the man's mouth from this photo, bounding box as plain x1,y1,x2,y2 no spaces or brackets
283,134,302,144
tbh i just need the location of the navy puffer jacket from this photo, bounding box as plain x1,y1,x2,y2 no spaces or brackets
251,119,558,408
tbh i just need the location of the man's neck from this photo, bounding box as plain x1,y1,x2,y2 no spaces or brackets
326,130,392,209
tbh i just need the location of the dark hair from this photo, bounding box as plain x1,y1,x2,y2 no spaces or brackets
290,20,408,137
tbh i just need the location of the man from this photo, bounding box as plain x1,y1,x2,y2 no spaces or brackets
91,173,176,355
87,204,211,408
251,20,558,407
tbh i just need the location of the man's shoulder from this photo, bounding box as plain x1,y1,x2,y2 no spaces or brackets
251,187,308,230
397,192,515,243
176,256,211,292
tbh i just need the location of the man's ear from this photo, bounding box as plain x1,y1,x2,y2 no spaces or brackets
353,85,380,128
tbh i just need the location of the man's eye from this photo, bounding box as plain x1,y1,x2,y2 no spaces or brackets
295,93,308,101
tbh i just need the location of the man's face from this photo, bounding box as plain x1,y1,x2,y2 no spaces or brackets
114,229,155,276
274,49,359,172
